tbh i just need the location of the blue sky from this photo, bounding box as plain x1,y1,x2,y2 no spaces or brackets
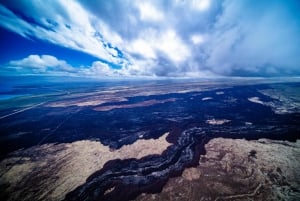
0,0,300,78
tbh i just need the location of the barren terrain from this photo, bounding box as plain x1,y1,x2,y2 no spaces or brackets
0,133,171,201
137,138,300,201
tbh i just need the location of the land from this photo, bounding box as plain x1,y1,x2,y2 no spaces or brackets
1,136,299,201
137,138,300,201
93,98,177,111
0,78,299,200
0,133,171,201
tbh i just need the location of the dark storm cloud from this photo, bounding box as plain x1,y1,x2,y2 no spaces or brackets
205,0,300,76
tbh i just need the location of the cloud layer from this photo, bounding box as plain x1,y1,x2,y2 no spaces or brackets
1,0,300,77
7,55,128,77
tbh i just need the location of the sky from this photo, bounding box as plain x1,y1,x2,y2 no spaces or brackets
0,0,300,78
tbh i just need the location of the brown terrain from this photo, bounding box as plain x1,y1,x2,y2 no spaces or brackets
1,132,300,201
136,138,300,201
93,98,177,111
0,133,171,201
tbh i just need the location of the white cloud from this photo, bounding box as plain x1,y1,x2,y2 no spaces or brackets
9,55,75,73
158,30,191,63
0,1,127,67
6,55,134,77
137,2,164,22
81,61,121,77
1,0,300,77
130,39,157,59
191,34,205,45
127,29,190,65
191,0,211,11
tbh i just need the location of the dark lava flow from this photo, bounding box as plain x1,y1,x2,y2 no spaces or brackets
65,127,208,201
64,122,300,201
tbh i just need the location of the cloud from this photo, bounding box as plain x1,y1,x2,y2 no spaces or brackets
137,2,164,22
128,29,190,63
0,1,127,67
5,55,130,77
205,0,300,76
191,0,211,11
1,0,300,77
191,34,205,45
81,61,130,77
8,55,76,74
